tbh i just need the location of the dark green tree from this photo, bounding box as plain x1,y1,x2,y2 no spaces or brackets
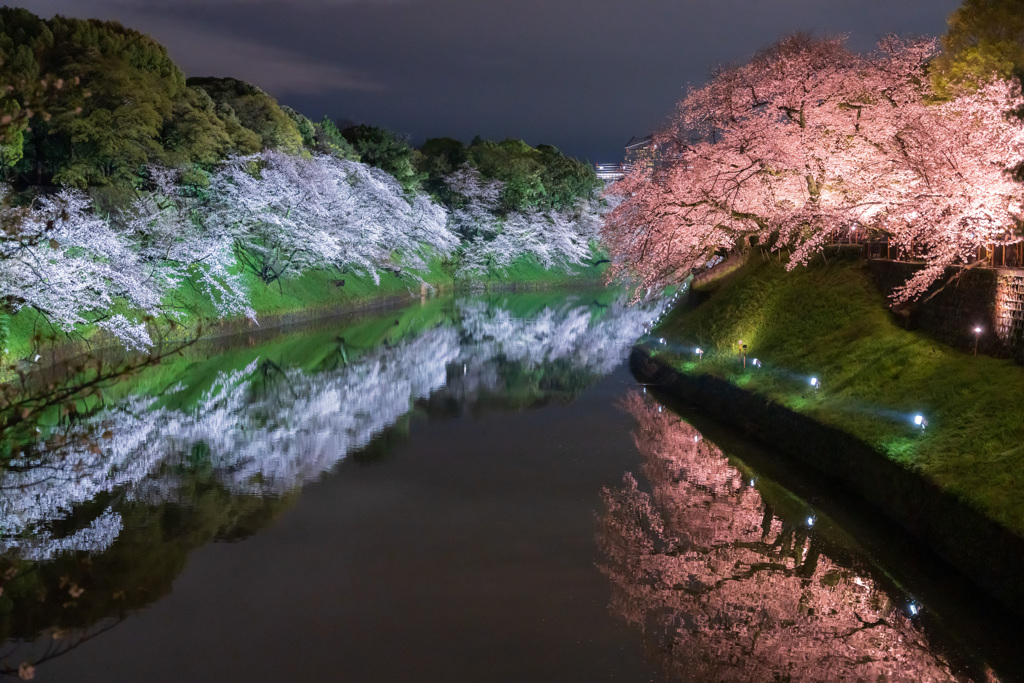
6,10,187,186
341,124,425,192
466,138,599,213
187,77,304,155
161,85,235,166
933,0,1024,96
281,105,316,149
312,117,359,161
417,137,469,204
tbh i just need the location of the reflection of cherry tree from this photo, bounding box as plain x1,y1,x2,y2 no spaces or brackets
0,398,171,557
0,293,659,561
457,296,661,376
0,328,459,559
156,327,460,496
597,394,963,681
0,294,668,677
449,296,663,406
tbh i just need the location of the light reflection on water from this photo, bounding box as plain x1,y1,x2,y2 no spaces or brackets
0,295,660,560
0,291,1016,681
599,392,1003,682
0,291,663,677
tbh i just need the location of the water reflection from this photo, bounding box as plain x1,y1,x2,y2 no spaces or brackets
598,393,985,681
0,292,660,673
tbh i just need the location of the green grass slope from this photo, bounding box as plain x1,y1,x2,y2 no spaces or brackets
652,249,1024,536
0,249,610,368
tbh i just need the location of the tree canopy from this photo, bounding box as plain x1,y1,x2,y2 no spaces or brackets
603,34,1024,302
418,136,600,213
0,8,317,188
932,0,1024,96
341,124,425,193
187,77,304,155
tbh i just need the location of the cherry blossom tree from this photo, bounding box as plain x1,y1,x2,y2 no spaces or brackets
205,150,456,285
0,187,166,350
448,164,602,278
604,34,1024,302
444,163,505,241
127,167,254,322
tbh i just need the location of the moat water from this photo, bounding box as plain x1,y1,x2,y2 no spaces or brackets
0,291,1019,681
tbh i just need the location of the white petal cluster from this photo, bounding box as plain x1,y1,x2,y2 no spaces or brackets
205,151,458,284
445,165,604,278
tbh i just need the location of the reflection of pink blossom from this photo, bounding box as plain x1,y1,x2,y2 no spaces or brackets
597,394,962,681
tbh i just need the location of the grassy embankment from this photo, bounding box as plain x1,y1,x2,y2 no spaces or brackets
0,248,610,367
649,248,1024,537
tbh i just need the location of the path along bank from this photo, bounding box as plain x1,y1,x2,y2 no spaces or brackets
634,248,1024,617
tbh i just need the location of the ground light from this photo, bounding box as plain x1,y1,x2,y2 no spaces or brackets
695,347,703,362
810,376,820,392
974,325,982,356
914,414,928,430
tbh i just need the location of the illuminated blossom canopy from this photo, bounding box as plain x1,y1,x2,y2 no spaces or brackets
603,35,1024,302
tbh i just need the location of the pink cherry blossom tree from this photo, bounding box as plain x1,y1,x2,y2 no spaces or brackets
604,34,1024,302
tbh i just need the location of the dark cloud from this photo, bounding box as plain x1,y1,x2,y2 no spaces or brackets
13,0,963,160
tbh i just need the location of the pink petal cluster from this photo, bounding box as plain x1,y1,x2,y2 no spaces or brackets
604,35,1024,302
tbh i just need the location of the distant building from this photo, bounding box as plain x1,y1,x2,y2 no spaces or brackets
624,134,656,172
595,163,626,181
595,134,658,182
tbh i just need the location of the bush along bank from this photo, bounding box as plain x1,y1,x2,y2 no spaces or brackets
634,249,1024,616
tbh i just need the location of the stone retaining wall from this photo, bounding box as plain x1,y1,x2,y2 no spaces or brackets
630,346,1024,618
866,260,1024,362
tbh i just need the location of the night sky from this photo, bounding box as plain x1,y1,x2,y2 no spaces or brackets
13,0,962,162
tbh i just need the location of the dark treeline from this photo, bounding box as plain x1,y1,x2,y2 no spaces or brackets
0,7,598,206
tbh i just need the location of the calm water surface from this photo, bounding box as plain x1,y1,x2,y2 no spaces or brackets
0,291,1019,681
